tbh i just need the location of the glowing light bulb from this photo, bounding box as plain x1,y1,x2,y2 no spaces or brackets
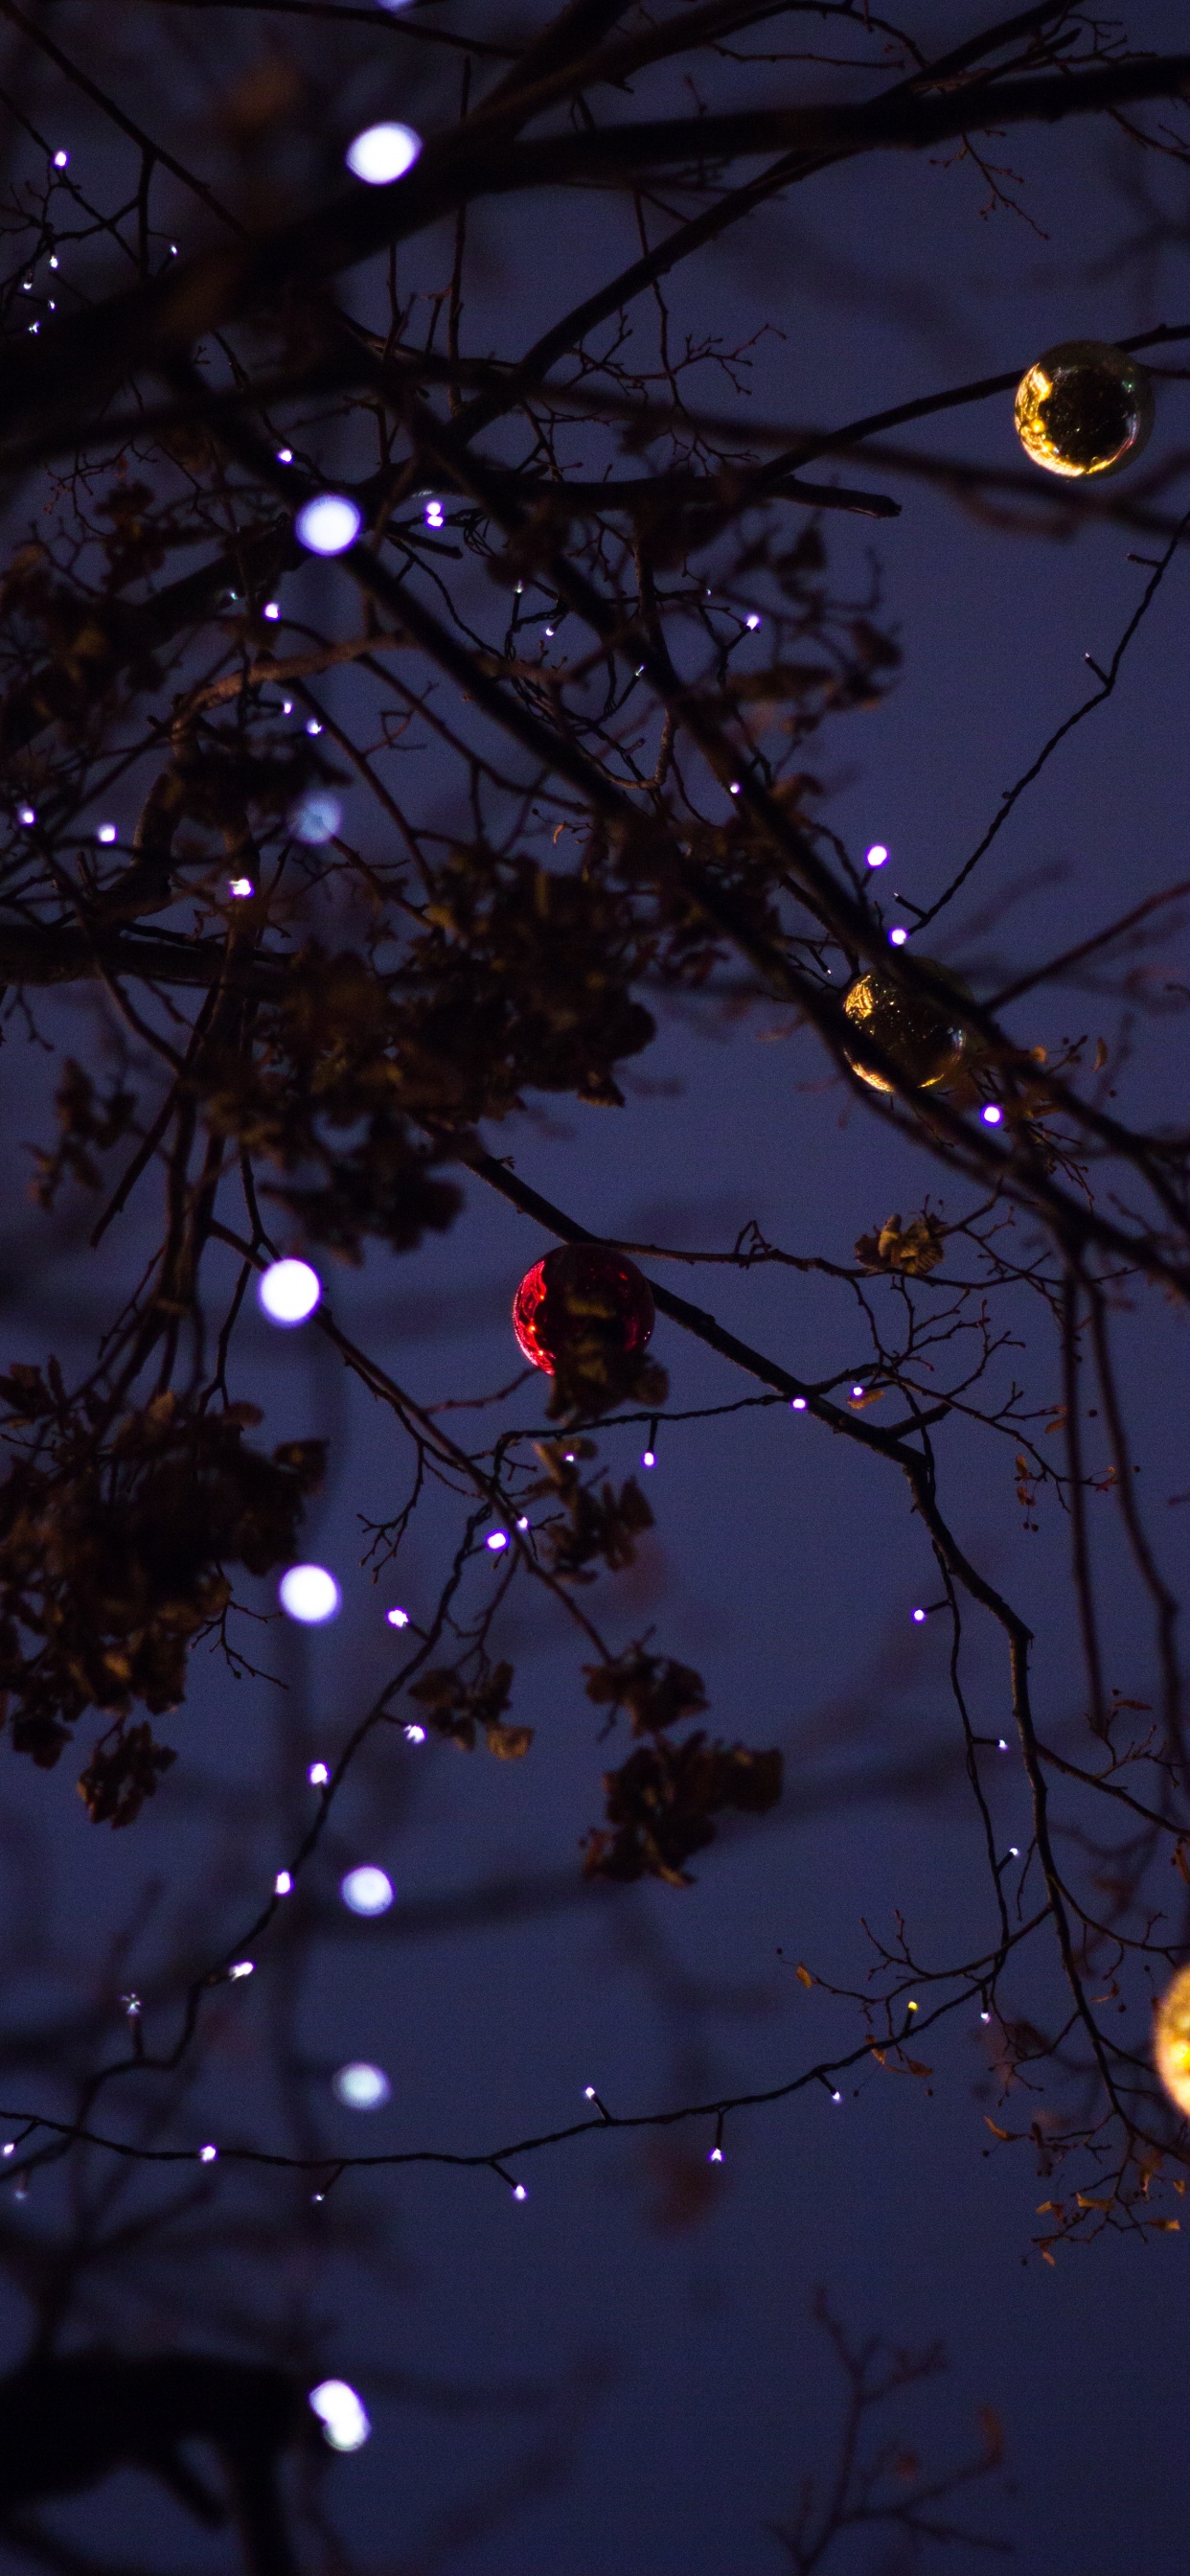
309,2380,371,2452
912,1607,927,1623
345,122,422,185
17,807,34,826
276,448,293,464
584,2086,596,2100
53,150,69,168
198,2144,217,2163
513,2183,527,2201
258,1257,321,1325
228,876,254,898
745,612,761,630
295,493,361,556
1015,340,1154,480
341,1866,393,1917
332,2061,390,2110
791,1397,807,1412
289,790,341,846
888,926,908,947
997,1738,1008,1751
708,2146,723,2164
1,2144,12,2157
96,822,117,844
404,1723,426,1744
423,499,445,529
309,1761,330,1786
279,1564,340,1625
386,1605,410,1628
515,1515,530,1530
263,601,280,620
641,1449,655,1468
305,719,322,736
865,842,888,868
486,1530,509,1552
229,1960,254,1980
274,1871,292,1897
831,2090,842,2104
982,1103,1003,1126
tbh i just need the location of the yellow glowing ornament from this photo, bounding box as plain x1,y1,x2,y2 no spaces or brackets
842,958,967,1095
1155,1963,1190,2116
1014,339,1154,480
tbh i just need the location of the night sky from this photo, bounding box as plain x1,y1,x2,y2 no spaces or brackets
2,9,1190,2571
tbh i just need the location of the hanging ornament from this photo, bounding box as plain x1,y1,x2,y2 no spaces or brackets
842,959,967,1094
514,1243,654,1377
1155,1963,1190,2117
1014,340,1154,480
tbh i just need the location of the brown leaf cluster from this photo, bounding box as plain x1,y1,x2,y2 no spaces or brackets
407,1660,533,1760
582,1648,781,1885
529,1442,654,1580
0,1380,324,1819
855,1210,947,1276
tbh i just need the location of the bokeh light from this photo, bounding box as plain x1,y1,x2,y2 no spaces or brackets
332,2061,391,2109
295,494,361,556
345,122,422,185
279,1564,340,1625
258,1258,321,1325
309,2380,372,2451
341,1866,394,1917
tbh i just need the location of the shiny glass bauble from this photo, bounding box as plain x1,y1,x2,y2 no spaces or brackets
842,959,967,1094
1014,339,1154,480
1155,1963,1190,2117
513,1244,654,1375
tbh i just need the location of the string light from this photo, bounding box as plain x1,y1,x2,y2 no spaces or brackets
17,806,35,826
279,1564,341,1624
309,2381,371,2452
290,790,341,846
332,2061,391,2109
515,1514,530,1530
258,1257,321,1325
263,601,280,621
228,1960,254,1980
295,494,361,556
865,842,888,868
997,1738,1009,1751
53,150,69,168
228,876,254,898
345,122,422,186
340,1866,393,1917
981,1103,1003,1126
831,2090,842,2104
305,719,323,736
404,1723,426,1744
386,1605,410,1628
912,1607,927,1623
745,612,762,630
512,2182,528,2201
486,1530,509,1552
198,2144,218,2163
708,2145,723,2163
888,926,908,947
308,1761,330,1786
274,1871,292,1898
791,1396,807,1412
1,2145,12,2158
641,1449,655,1468
96,822,117,844
276,448,293,464
423,499,445,529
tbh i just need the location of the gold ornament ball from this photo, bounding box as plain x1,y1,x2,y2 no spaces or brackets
1155,1963,1190,2117
1014,339,1154,480
842,959,967,1094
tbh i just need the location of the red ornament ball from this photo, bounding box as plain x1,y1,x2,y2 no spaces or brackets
513,1244,654,1376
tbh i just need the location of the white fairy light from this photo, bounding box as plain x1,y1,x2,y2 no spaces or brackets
998,1738,1009,1751
49,256,58,270
283,702,293,715
790,1397,807,1412
53,150,69,168
276,448,293,464
486,1530,509,1552
708,2146,723,2164
228,876,254,898
274,1870,292,1898
980,2010,992,2022
308,1761,330,1786
96,822,117,843
332,2060,390,2110
423,499,445,529
403,1723,426,1744
641,1449,655,1468
290,789,341,846
865,842,888,868
982,1103,1003,1126
1008,1845,1019,1858
584,2086,596,2100
228,1960,254,1980
17,806,34,826
279,1564,341,1625
305,719,322,736
831,2090,842,2104
263,601,280,620
888,926,908,947
309,2380,371,2451
745,612,762,630
259,1257,321,1325
198,2144,218,2163
728,782,741,795
513,2183,527,2201
912,1607,927,1623
2,2144,13,2157
341,1865,393,1918
295,493,361,556
515,1515,530,1530
386,1605,410,1628
346,121,422,185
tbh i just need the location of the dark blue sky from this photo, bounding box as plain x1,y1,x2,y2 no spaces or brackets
3,12,1190,2571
